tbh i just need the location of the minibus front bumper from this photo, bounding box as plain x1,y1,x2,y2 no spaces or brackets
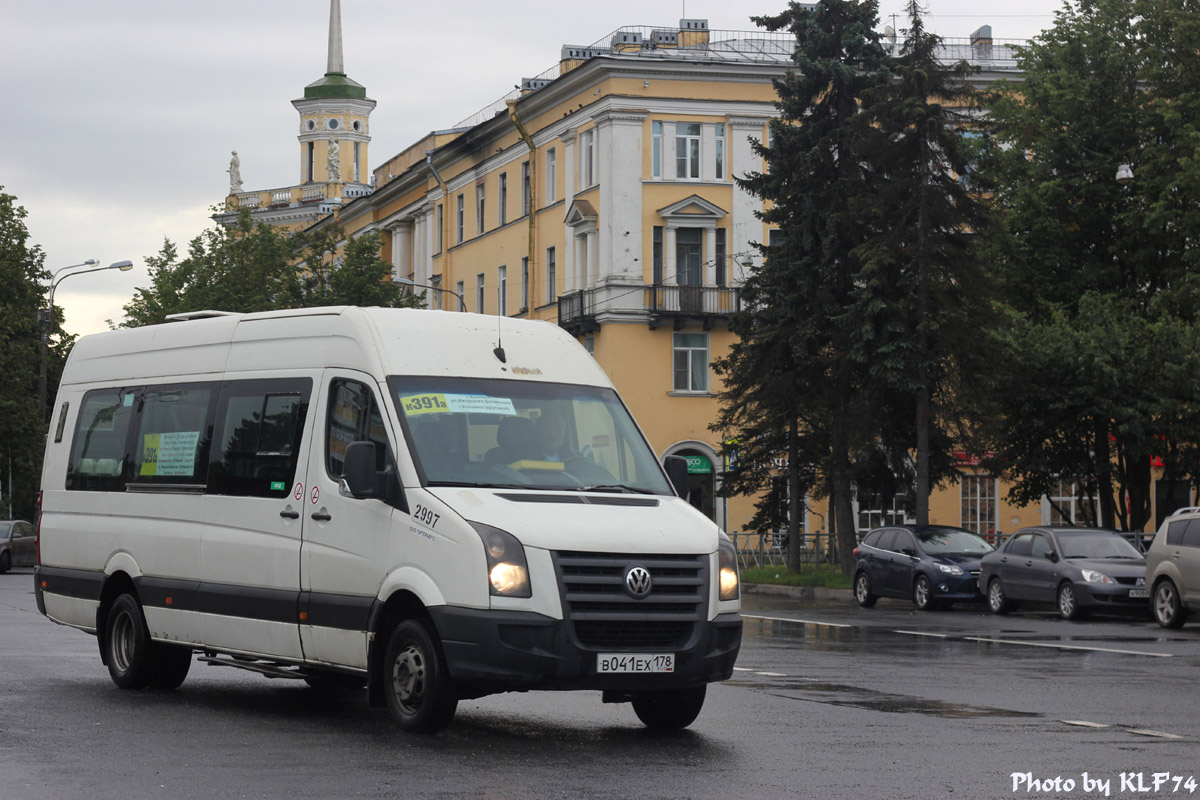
428,607,742,693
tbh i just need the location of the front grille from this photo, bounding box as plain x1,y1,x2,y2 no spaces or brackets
1114,576,1144,586
553,550,708,649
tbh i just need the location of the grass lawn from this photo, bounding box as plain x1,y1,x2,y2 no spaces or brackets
740,564,853,590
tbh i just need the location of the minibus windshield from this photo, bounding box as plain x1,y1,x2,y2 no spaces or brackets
388,376,673,494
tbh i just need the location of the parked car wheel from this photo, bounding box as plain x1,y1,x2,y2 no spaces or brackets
105,594,156,689
1153,580,1188,629
987,578,1011,615
913,575,938,611
1057,582,1088,620
383,619,458,733
0,550,9,574
854,572,877,608
631,686,706,729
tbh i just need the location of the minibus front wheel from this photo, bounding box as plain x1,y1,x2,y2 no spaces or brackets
383,619,458,733
631,685,706,729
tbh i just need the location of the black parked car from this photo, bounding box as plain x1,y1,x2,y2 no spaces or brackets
979,527,1148,620
852,525,994,610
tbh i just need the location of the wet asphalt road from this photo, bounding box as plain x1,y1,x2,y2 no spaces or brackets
1,569,1197,800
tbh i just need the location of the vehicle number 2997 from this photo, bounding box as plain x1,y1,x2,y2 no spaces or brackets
413,504,440,528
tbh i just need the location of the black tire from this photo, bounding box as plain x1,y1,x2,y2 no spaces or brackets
105,594,156,689
913,575,937,611
631,685,706,730
1153,579,1188,629
1057,582,1088,620
0,550,10,574
854,572,877,608
304,671,367,693
987,578,1011,615
149,645,193,690
383,619,458,733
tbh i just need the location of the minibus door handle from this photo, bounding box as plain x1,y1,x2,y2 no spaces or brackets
279,509,300,520
311,510,332,522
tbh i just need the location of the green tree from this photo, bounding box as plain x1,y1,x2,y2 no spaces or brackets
855,0,995,524
714,0,892,571
979,0,1200,531
0,188,58,519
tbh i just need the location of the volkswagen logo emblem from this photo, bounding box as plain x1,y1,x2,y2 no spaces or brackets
625,566,653,599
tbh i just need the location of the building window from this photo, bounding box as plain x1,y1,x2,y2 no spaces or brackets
652,226,663,284
430,275,443,310
520,257,529,311
1046,478,1096,525
651,121,662,179
498,265,507,316
436,204,443,253
546,148,556,204
455,194,464,244
354,142,362,183
456,280,465,310
715,228,727,287
521,161,531,216
580,130,595,188
714,123,726,180
583,336,595,356
546,246,557,303
961,474,997,537
676,122,701,180
307,142,315,183
476,184,486,235
673,332,709,393
498,173,507,226
476,273,485,314
676,227,702,285
858,489,909,530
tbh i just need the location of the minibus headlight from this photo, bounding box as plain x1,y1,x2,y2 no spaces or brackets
718,533,740,601
471,523,531,598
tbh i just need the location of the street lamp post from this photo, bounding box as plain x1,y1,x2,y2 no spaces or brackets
393,276,466,312
39,259,134,420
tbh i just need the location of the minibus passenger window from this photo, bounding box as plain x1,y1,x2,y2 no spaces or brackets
129,385,214,486
208,379,310,498
67,389,137,492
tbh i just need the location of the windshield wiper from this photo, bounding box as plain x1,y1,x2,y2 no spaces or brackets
575,483,659,495
428,481,533,490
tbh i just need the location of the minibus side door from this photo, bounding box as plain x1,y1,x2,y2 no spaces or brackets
298,371,408,670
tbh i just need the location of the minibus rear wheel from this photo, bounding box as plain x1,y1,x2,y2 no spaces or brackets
383,619,458,733
631,685,706,729
105,594,156,689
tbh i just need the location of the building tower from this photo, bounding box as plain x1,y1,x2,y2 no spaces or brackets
218,0,375,229
292,0,376,193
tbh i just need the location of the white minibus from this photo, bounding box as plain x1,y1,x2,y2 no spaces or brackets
36,307,742,732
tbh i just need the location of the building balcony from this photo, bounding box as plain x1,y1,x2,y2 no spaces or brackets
227,182,372,211
557,283,740,335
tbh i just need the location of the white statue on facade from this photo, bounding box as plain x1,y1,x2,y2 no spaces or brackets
326,140,340,182
227,150,243,194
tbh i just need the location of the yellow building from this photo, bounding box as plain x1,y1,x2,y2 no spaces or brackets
313,18,1046,540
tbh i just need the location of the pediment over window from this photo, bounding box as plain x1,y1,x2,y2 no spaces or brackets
657,194,727,221
565,198,598,226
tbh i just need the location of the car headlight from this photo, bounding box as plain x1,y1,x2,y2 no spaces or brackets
470,523,531,598
936,563,964,575
718,532,740,601
1081,569,1113,584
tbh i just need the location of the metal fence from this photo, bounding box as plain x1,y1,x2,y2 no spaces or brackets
731,532,840,570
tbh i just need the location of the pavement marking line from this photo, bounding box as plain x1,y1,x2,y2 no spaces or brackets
965,636,1173,658
732,667,754,672
894,630,947,638
1126,729,1183,739
742,614,852,629
757,671,788,677
1061,720,1110,728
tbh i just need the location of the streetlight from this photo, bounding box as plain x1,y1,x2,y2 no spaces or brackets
393,276,465,312
39,259,135,420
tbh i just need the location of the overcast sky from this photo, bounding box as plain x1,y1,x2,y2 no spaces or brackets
2,0,1058,337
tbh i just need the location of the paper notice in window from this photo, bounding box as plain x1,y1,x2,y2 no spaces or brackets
140,431,201,477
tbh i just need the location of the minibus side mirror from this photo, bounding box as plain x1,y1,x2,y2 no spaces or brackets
663,455,689,499
342,441,377,499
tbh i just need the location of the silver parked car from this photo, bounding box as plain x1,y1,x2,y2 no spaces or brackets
0,520,37,573
1146,507,1200,628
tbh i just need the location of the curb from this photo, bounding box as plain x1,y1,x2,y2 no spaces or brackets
742,583,855,603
